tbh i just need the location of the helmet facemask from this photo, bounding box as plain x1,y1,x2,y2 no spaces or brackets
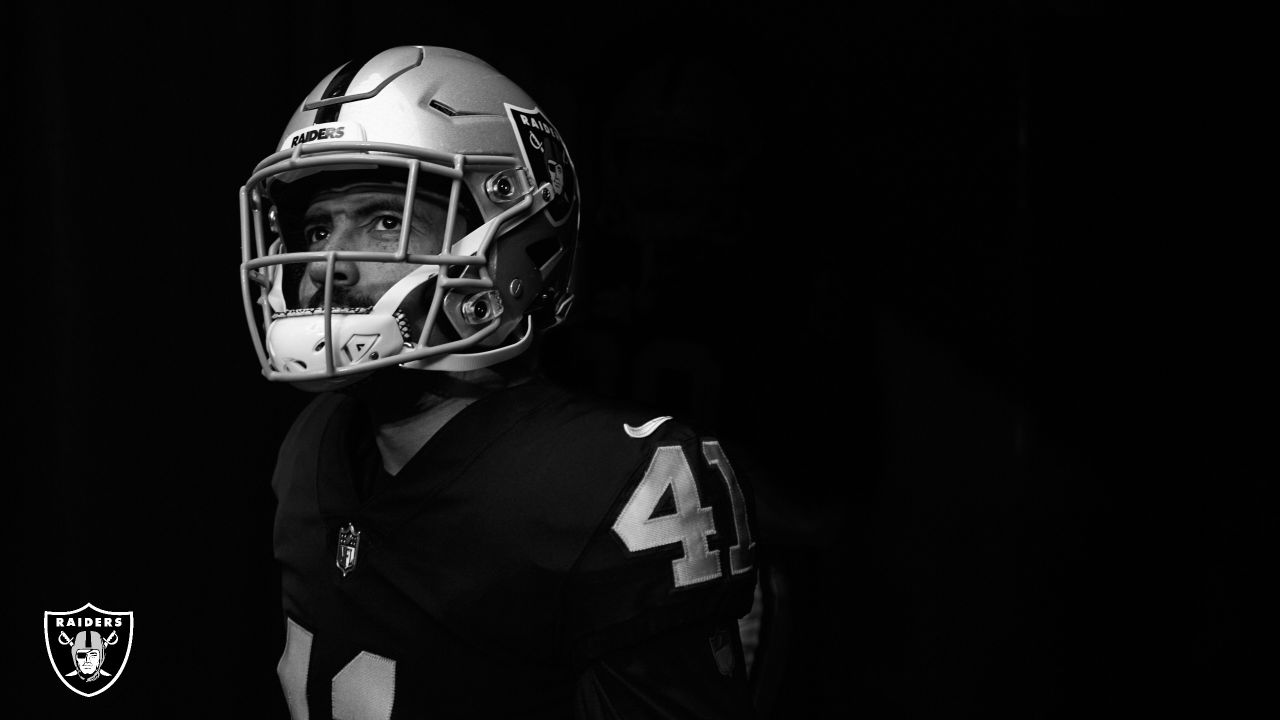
240,140,550,390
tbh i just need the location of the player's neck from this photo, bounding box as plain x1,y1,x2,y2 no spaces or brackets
344,367,525,475
374,395,478,475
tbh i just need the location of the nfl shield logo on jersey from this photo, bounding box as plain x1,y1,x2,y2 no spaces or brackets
43,603,134,697
336,522,361,577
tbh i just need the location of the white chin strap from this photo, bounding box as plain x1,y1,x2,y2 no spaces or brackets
371,262,438,317
405,316,535,372
362,259,537,372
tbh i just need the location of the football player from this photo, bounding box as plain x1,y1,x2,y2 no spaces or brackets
240,46,759,718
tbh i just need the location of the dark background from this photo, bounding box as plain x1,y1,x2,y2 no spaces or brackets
15,2,1258,718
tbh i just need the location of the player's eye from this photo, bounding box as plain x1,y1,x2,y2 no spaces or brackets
373,215,401,232
304,227,329,246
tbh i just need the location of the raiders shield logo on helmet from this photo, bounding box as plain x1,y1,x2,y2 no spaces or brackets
505,103,578,228
43,603,134,697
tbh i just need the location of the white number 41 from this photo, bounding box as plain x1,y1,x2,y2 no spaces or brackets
611,441,755,588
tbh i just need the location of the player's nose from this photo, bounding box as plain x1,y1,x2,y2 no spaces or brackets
306,226,360,287
306,259,360,287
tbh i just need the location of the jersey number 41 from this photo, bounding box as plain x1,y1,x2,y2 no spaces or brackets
612,441,755,588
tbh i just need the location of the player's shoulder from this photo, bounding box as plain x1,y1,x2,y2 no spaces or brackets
477,379,701,475
519,388,757,653
471,382,758,648
523,380,698,441
434,380,715,556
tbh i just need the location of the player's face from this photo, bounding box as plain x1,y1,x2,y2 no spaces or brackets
76,648,101,674
295,190,460,309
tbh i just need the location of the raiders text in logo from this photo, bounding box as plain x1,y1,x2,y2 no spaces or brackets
44,603,134,697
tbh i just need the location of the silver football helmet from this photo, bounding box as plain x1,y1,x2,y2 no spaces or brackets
240,46,579,390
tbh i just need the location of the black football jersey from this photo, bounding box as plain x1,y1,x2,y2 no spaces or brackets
272,380,758,719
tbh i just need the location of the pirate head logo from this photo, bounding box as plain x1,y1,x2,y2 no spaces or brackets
505,103,578,228
44,603,133,697
68,630,113,680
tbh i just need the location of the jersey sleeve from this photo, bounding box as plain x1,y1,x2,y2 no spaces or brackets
560,423,759,661
572,617,756,720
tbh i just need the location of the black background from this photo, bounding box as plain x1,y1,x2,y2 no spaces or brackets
14,2,1259,718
